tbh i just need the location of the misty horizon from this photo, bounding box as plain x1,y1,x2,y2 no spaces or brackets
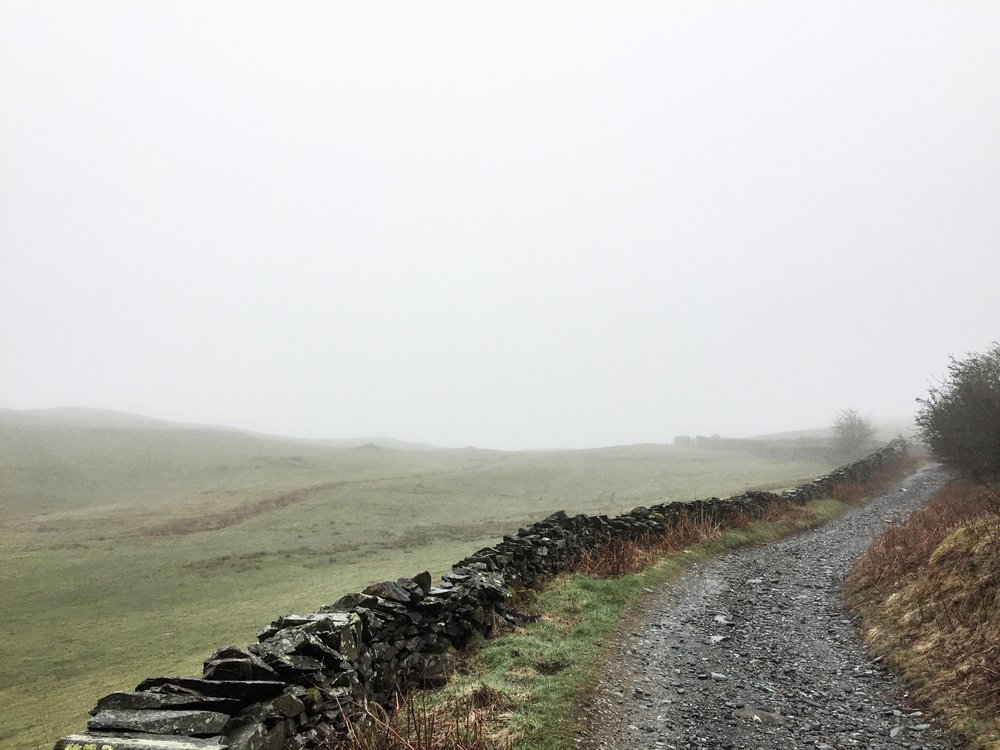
0,403,914,453
2,3,998,450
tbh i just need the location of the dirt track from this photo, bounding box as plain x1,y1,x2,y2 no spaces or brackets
580,466,959,750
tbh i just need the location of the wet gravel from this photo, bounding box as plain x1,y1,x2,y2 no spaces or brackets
580,466,960,750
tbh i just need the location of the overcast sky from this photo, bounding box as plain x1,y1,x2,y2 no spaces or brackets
1,2,998,449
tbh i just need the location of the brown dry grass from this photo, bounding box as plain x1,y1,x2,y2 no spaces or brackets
847,479,1000,748
849,479,996,593
570,462,911,580
831,451,925,505
334,687,515,750
571,514,726,578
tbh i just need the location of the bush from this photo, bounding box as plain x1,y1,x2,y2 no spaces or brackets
915,343,1000,481
832,409,876,459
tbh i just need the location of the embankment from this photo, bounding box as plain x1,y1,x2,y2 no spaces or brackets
847,478,1000,748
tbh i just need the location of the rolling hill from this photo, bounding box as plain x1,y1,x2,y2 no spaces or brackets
0,407,842,748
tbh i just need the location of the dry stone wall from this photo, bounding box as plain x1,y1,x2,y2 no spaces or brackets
53,441,908,750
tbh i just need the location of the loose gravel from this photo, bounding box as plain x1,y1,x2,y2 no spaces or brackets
579,465,959,750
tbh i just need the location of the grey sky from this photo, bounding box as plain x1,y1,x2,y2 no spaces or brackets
2,2,998,449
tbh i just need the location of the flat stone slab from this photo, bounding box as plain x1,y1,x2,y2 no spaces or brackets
88,709,230,736
94,692,243,714
54,733,227,750
134,679,286,702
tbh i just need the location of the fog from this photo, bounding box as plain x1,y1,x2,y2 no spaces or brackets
1,2,998,449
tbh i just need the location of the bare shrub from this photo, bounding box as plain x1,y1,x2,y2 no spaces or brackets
916,343,1000,481
833,409,877,460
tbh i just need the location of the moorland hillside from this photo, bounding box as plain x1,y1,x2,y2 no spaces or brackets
0,407,840,748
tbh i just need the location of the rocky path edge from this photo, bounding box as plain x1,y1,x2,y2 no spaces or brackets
578,465,959,750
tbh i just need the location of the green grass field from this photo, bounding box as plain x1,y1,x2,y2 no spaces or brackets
0,409,837,749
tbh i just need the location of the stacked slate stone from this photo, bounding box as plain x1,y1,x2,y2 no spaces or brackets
55,568,512,750
453,510,609,586
62,610,365,750
780,439,907,504
53,440,908,750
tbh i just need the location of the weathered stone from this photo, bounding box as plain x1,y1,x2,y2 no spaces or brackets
411,570,433,595
203,658,278,682
734,706,786,725
87,709,231,736
201,647,278,682
417,653,459,683
55,733,228,750
321,592,378,612
135,679,286,703
93,691,244,715
329,668,361,690
252,627,344,665
208,646,250,661
413,596,446,615
237,691,305,722
223,722,267,750
368,596,412,617
257,650,326,677
259,721,290,750
289,728,318,747
256,612,363,661
316,685,354,704
224,719,288,750
316,614,363,660
363,579,413,603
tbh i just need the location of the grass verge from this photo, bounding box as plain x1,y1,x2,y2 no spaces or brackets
846,478,1000,749
338,456,921,750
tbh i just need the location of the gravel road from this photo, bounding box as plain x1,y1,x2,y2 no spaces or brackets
579,466,959,750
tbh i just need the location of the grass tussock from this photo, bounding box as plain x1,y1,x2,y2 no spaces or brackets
571,514,725,578
847,480,1000,748
339,687,514,750
339,461,919,750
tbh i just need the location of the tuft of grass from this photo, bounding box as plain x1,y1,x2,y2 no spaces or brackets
571,514,724,578
847,480,1000,748
339,689,510,750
